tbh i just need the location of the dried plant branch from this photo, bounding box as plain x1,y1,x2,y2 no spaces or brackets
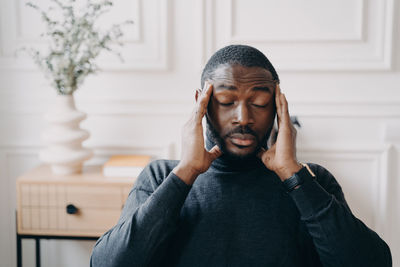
23,0,133,95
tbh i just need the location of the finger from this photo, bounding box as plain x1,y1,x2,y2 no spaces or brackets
259,145,276,165
281,95,297,138
267,127,278,148
275,84,282,127
198,81,212,99
203,81,210,92
275,82,281,95
257,147,266,159
195,82,208,97
275,83,281,109
195,88,201,101
195,83,213,121
208,145,222,161
190,92,200,119
280,93,291,125
195,82,210,105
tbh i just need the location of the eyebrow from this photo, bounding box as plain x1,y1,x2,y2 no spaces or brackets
216,84,271,93
253,86,271,93
216,84,237,91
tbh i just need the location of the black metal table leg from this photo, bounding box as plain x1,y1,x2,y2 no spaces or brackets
35,238,41,267
15,234,98,267
17,234,22,267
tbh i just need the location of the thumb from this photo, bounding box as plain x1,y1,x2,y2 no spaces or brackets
258,144,276,163
207,145,222,161
257,147,267,159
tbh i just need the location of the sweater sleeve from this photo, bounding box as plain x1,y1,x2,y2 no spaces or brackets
90,160,191,267
288,163,392,267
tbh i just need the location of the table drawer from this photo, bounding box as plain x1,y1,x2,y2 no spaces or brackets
19,206,122,235
66,185,123,208
17,183,132,236
66,208,121,231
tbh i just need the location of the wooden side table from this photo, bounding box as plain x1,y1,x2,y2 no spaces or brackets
16,164,136,267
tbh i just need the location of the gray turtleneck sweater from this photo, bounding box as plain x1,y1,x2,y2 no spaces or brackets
90,155,391,267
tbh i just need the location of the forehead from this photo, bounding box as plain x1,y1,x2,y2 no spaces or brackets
211,64,274,83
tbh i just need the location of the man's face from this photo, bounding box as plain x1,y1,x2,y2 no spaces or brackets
205,64,276,159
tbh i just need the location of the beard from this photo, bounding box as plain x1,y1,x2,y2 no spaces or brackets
205,116,271,161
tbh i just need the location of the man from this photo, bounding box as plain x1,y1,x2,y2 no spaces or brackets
91,45,392,266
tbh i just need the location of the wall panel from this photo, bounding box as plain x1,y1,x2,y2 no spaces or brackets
0,0,170,70
0,0,399,266
199,0,394,70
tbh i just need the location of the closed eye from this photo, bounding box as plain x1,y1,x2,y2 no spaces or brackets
252,103,268,108
219,102,234,106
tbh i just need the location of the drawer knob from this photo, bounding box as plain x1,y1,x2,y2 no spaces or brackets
66,204,79,214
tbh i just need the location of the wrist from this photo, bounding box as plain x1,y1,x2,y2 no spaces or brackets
172,164,200,185
277,161,303,181
282,163,315,192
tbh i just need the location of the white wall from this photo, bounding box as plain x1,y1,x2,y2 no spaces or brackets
0,0,399,266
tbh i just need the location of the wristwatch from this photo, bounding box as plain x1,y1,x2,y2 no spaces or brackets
282,163,316,192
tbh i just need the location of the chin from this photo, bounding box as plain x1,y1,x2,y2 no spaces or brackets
223,143,259,160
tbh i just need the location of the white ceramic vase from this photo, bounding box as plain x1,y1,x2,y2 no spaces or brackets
39,94,93,175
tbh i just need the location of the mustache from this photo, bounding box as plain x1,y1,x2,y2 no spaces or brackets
223,126,258,139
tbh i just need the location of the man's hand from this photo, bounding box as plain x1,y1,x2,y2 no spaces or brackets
258,84,302,181
173,82,222,185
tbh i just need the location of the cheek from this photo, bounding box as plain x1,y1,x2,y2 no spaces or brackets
208,99,232,131
253,106,276,133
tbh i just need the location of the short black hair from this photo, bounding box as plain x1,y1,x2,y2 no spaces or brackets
201,44,279,88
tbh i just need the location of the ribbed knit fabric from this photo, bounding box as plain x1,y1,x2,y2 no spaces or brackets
91,138,391,267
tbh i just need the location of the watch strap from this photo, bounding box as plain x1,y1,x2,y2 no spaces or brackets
282,163,315,192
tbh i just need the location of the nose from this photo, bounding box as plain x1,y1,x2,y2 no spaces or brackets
233,102,253,126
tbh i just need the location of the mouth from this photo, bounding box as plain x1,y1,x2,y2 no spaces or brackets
229,133,256,147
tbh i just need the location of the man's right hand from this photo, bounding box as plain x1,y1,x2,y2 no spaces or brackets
173,82,222,185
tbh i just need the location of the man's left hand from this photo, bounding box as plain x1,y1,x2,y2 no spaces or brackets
258,84,302,181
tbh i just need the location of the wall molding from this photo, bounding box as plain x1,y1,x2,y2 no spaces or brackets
14,0,143,44
198,0,395,71
229,0,365,43
298,145,392,235
0,0,170,71
2,97,400,117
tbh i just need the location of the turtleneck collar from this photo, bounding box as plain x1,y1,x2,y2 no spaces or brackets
205,128,265,172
